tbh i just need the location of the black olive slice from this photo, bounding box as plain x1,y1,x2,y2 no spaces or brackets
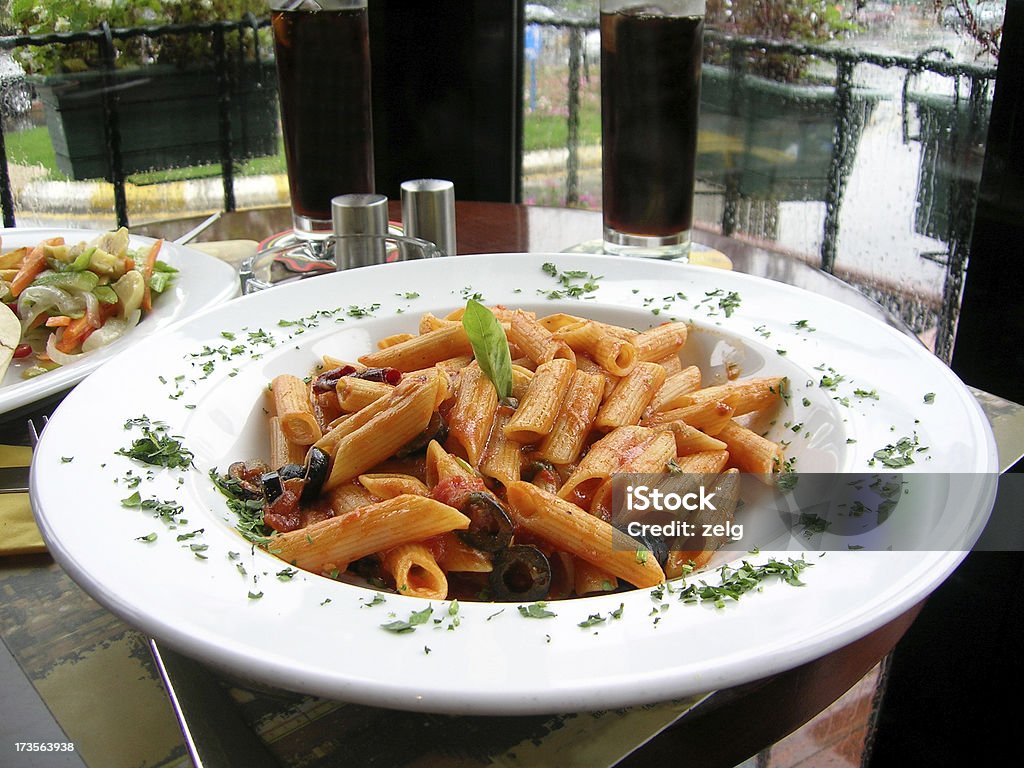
299,447,330,504
455,491,514,552
489,545,552,602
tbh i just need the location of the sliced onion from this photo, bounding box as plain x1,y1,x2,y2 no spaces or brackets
45,331,87,367
79,289,101,328
81,309,140,353
17,285,84,331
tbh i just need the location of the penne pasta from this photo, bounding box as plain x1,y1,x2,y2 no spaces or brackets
536,370,605,465
221,304,790,603
634,321,689,363
336,377,393,412
480,406,523,487
506,482,665,589
648,365,702,413
446,363,498,467
325,374,441,489
507,309,575,366
272,494,470,574
716,420,786,478
382,543,449,600
359,323,474,371
357,473,431,499
594,361,667,432
504,358,575,444
552,320,638,377
269,415,306,469
271,373,322,446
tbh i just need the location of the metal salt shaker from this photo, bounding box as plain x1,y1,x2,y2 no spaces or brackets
331,193,389,269
400,179,456,257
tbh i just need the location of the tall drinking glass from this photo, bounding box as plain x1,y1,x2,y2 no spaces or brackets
600,0,705,260
270,0,375,240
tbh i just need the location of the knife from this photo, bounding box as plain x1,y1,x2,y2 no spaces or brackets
0,465,29,494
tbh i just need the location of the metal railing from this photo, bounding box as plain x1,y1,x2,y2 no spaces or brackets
0,15,270,229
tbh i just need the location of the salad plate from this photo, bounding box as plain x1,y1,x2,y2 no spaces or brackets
0,227,239,416
30,253,997,714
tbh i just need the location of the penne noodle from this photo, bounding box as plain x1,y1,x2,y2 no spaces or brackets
325,481,376,516
642,401,736,435
536,370,605,465
507,309,575,366
557,426,675,507
648,365,703,413
425,439,480,488
552,320,638,377
506,482,665,589
654,352,683,376
511,364,536,401
268,415,306,468
594,361,666,432
666,469,740,578
271,373,322,446
272,494,470,574
716,420,786,478
669,449,731,476
324,375,440,490
382,543,449,600
357,473,431,499
377,332,416,349
359,323,474,371
336,377,393,412
539,313,637,341
446,363,498,467
677,376,786,417
634,321,689,362
504,358,575,444
480,406,523,487
321,355,365,372
432,532,493,573
661,421,729,456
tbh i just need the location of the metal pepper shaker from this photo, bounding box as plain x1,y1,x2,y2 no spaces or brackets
331,193,389,269
400,179,456,257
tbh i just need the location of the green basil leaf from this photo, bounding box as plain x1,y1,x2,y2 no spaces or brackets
461,299,513,401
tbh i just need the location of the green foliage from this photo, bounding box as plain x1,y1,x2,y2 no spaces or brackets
10,0,267,75
706,0,863,81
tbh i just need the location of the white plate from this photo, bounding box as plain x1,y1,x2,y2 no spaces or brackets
31,253,998,714
1,228,239,415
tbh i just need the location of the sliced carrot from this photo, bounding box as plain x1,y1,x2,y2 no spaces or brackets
45,315,72,328
141,239,163,312
55,315,96,354
9,236,65,297
54,303,119,353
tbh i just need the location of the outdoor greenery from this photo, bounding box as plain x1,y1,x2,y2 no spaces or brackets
705,0,863,81
9,0,266,75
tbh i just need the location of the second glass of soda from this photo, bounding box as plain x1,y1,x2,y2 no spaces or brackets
270,0,375,240
600,0,705,261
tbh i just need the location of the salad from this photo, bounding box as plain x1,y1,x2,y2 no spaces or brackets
0,228,177,379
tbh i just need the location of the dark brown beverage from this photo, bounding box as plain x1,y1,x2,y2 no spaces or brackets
272,6,374,232
601,9,703,238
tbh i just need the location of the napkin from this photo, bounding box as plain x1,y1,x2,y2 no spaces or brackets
0,445,45,555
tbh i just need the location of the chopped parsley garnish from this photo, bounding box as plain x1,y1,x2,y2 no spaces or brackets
518,602,557,619
117,417,193,469
870,434,927,468
923,392,936,404
677,558,811,609
380,605,434,633
539,262,602,300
